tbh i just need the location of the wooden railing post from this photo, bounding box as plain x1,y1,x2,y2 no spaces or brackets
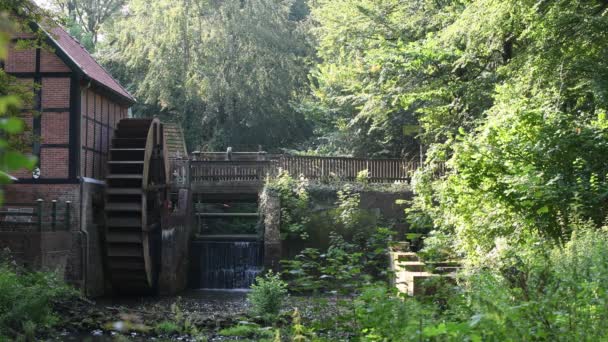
65,201,71,231
51,200,57,231
36,198,43,232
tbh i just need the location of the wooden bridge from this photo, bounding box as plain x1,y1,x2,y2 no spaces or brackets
169,151,421,195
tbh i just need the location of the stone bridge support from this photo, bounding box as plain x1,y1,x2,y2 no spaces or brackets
260,189,281,271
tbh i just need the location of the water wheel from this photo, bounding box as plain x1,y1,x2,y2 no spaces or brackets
104,118,168,294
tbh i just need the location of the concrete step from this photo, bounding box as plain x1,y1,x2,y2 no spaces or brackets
390,241,410,252
397,261,426,272
395,252,419,262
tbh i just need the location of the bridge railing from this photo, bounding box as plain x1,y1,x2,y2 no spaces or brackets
189,160,273,183
278,155,418,182
174,155,422,188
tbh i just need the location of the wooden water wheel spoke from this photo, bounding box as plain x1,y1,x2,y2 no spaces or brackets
104,118,167,294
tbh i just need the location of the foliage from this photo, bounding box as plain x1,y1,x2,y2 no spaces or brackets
417,229,456,262
154,320,180,335
0,261,77,339
286,221,608,341
335,184,362,229
282,227,393,294
99,0,312,151
168,298,201,337
454,222,608,340
63,16,94,51
49,0,125,45
355,169,369,185
218,323,274,339
299,0,467,157
266,171,311,240
0,1,41,204
248,271,288,323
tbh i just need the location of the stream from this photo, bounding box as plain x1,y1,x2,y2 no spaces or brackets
55,289,251,341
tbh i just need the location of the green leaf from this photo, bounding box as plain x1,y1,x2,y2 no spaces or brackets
536,206,549,215
0,117,24,134
2,152,36,171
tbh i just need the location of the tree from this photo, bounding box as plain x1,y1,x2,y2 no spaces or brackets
406,0,608,261
51,0,124,46
99,0,312,151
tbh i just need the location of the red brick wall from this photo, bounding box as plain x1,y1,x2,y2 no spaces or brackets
40,50,71,73
4,183,79,205
4,45,35,72
41,111,69,144
41,77,70,109
40,148,69,178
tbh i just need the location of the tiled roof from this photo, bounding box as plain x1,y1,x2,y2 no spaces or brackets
44,25,135,104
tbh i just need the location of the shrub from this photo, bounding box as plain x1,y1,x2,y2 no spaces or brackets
0,261,76,339
282,227,393,293
154,321,180,335
218,324,274,339
248,271,288,322
266,171,311,240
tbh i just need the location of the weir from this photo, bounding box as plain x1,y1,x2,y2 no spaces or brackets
189,239,263,289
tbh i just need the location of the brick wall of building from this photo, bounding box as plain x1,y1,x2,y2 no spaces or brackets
5,45,35,72
40,49,71,73
41,77,70,109
41,111,69,144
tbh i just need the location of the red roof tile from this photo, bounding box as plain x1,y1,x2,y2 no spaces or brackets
44,25,135,104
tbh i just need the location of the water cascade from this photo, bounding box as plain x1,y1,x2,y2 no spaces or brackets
189,239,263,289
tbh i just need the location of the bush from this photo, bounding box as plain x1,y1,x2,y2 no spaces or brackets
282,227,393,293
266,171,311,240
0,261,76,339
218,324,274,339
248,271,288,322
154,321,180,335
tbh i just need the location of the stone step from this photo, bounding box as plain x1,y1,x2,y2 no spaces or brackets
390,241,410,252
397,261,426,272
395,252,419,262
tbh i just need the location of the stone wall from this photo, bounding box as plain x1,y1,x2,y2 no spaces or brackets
259,189,281,271
79,180,107,297
158,189,193,295
260,184,413,264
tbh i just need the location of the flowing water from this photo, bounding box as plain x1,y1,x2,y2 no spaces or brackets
189,240,264,289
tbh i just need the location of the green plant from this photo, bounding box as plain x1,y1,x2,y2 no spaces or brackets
335,184,361,230
267,171,311,240
168,298,201,336
0,262,76,339
291,308,310,342
248,271,288,322
154,321,180,335
218,324,274,339
282,227,393,293
356,169,369,185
